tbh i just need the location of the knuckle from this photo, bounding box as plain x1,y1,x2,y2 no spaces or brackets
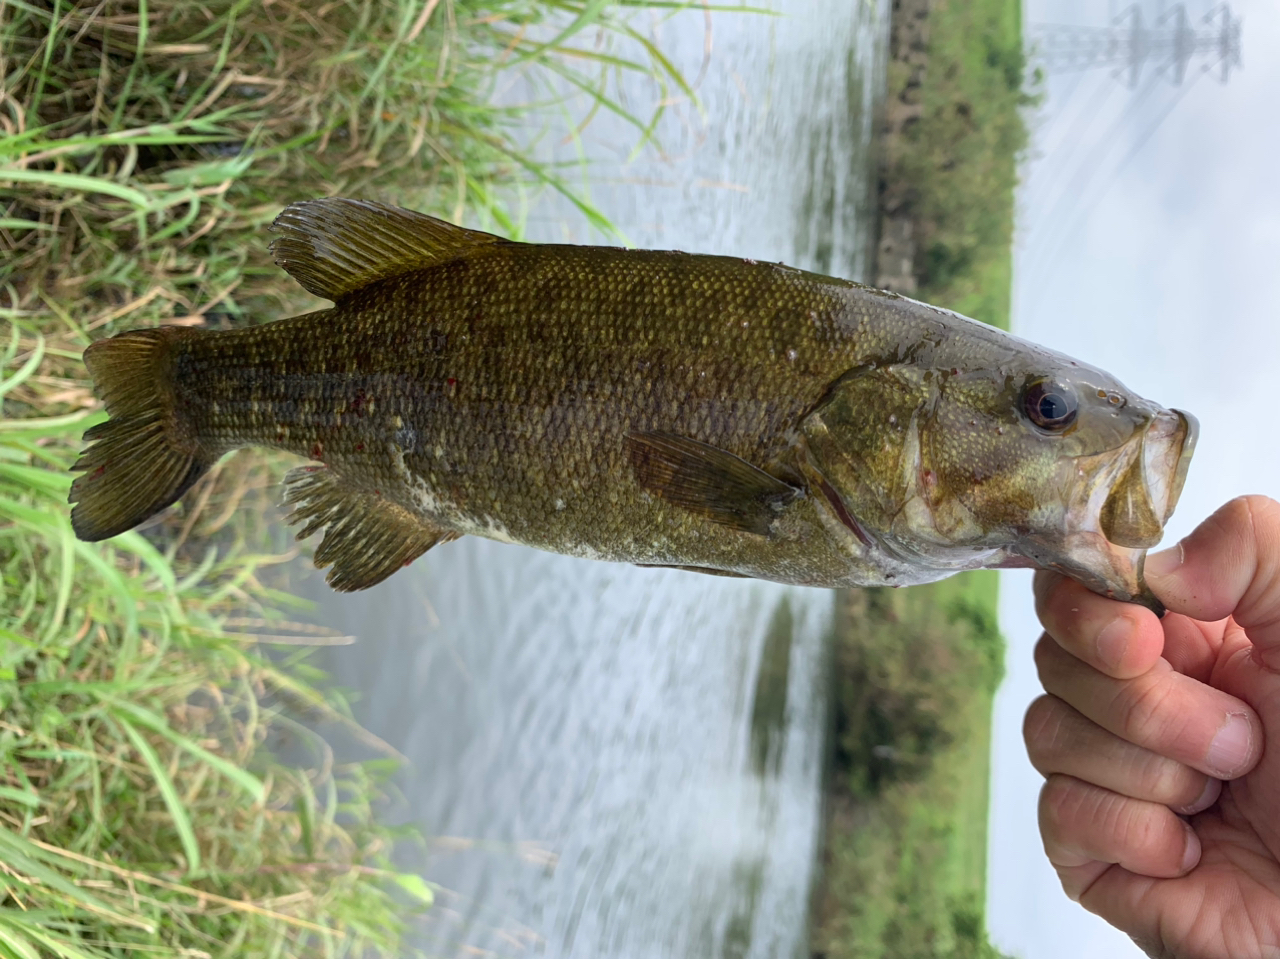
1138,752,1199,805
1023,696,1070,769
1114,793,1156,847
1240,496,1280,624
1239,494,1280,543
1115,672,1181,745
1033,632,1068,684
1039,774,1089,838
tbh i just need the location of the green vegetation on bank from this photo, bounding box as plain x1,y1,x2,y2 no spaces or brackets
1,0,692,341
812,575,1009,959
0,375,423,955
0,1,685,954
887,0,1034,329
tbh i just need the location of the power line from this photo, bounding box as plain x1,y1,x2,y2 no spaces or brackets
1017,2,1245,311
1030,3,1242,87
1021,64,1209,314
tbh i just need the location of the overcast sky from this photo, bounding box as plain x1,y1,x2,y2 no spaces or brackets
988,1,1280,956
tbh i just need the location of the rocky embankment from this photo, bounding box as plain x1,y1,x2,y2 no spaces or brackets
874,0,931,295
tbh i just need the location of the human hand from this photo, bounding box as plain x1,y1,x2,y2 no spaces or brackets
1024,496,1280,958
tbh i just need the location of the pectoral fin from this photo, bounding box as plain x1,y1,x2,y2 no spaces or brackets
626,431,801,536
283,465,458,591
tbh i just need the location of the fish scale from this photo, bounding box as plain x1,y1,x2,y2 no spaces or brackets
69,198,1196,609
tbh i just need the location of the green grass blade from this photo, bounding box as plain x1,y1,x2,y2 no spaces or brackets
0,410,99,437
117,716,201,875
107,699,265,802
0,169,151,208
0,335,44,399
0,787,41,808
0,926,41,959
0,828,149,930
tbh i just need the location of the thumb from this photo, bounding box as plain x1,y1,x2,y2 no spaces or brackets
1145,496,1280,668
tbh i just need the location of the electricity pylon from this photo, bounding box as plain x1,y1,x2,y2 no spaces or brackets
1031,4,1242,87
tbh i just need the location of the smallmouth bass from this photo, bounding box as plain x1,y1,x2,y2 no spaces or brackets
70,198,1196,612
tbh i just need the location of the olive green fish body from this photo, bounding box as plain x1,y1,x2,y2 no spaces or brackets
70,199,1197,605
164,244,959,586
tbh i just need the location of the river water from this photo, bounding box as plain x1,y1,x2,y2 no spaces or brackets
297,4,890,956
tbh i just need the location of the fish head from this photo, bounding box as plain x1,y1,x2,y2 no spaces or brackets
799,352,1197,611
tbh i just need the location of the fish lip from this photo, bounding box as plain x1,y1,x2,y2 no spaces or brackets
1126,407,1192,537
1165,409,1198,521
1103,407,1198,606
1029,406,1198,610
1141,408,1197,529
1099,408,1195,550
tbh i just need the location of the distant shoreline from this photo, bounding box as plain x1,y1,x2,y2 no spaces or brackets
868,0,1029,332
873,0,934,297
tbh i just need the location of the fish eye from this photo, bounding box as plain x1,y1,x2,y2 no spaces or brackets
1022,378,1078,432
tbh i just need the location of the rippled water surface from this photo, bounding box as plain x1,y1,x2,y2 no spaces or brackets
299,4,890,955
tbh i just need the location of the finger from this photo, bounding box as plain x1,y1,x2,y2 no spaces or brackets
1158,610,1228,685
1024,695,1221,813
1076,870,1188,959
1035,634,1262,780
1039,775,1200,895
1034,571,1165,679
1078,803,1280,958
1146,496,1280,667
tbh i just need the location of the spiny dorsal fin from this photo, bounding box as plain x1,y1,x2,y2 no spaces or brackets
626,431,801,537
269,198,508,301
283,464,459,591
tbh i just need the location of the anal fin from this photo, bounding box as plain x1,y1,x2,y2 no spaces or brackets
625,431,801,536
283,465,458,591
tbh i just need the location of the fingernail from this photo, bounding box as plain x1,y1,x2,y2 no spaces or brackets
1206,713,1254,778
1144,542,1185,581
1096,618,1132,671
1180,827,1201,873
1174,777,1221,816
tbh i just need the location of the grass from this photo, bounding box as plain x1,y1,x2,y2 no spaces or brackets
884,0,1035,331
0,0,696,954
811,574,1010,959
0,0,697,340
0,334,429,956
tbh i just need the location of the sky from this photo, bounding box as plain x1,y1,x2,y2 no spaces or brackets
987,1,1280,956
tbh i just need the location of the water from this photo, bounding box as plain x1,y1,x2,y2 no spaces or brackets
298,4,890,955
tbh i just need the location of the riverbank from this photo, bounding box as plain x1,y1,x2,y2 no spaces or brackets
812,574,1007,959
873,0,1032,331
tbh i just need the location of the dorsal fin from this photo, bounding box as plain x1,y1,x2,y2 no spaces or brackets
269,198,508,301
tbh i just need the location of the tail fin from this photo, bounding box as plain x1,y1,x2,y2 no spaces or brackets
70,327,210,541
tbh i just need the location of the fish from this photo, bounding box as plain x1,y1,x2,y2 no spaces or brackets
69,197,1197,613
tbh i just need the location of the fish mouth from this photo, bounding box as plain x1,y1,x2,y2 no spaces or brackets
1100,409,1198,548
1057,409,1198,614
